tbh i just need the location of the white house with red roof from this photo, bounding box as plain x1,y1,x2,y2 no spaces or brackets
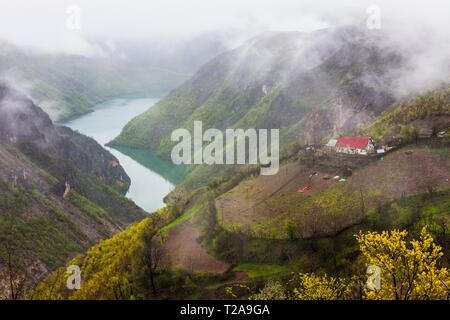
327,137,375,155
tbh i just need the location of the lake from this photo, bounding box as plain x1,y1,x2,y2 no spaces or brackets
62,97,185,213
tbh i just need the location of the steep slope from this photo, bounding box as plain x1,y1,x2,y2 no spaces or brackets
25,29,450,301
112,28,399,155
26,216,155,300
217,146,450,238
26,202,233,300
0,40,188,121
27,149,450,300
0,86,146,298
362,84,450,144
215,85,450,238
27,86,450,300
110,28,403,192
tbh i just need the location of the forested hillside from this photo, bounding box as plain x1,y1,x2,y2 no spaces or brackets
112,28,398,155
28,166,450,300
110,28,404,191
26,26,450,299
29,84,450,299
362,84,450,144
15,26,450,301
0,86,146,299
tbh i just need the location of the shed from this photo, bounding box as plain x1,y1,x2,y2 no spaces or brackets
325,139,337,147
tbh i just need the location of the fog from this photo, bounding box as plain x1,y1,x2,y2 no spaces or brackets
0,1,447,53
0,0,449,95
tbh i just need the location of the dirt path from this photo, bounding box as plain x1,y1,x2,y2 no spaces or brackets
160,219,230,273
232,271,249,282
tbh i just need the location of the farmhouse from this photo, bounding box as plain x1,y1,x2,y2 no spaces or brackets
326,136,375,155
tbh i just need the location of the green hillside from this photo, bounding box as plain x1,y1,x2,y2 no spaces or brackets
27,176,449,300
112,31,398,156
110,30,403,191
26,81,450,301
27,203,233,300
19,29,450,301
362,84,450,144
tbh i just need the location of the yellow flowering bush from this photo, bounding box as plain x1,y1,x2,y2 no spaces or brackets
355,227,449,300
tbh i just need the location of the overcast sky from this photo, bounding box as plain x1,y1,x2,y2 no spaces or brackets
0,0,449,56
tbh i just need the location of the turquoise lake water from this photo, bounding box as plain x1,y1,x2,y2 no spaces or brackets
62,97,185,213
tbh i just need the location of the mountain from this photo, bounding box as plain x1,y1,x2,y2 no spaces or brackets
112,28,399,151
110,27,403,190
0,86,146,299
0,40,189,121
26,30,450,301
30,83,450,301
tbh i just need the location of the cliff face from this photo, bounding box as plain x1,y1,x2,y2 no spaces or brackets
0,86,131,193
0,86,145,299
304,84,395,145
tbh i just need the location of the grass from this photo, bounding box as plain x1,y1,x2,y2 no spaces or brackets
413,188,450,235
411,145,450,158
160,198,204,232
70,190,109,225
232,263,291,279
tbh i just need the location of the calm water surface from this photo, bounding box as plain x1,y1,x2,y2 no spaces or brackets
62,97,185,213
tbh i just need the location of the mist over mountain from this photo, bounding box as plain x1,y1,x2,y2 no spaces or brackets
0,39,190,121
110,22,450,192
1,0,449,303
0,85,147,297
112,26,396,151
91,32,232,75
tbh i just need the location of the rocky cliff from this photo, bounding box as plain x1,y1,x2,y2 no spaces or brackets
0,85,146,299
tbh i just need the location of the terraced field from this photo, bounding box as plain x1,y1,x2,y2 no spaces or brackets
159,196,230,273
217,146,450,238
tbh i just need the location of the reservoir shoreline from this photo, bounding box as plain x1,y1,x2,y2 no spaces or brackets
62,96,185,213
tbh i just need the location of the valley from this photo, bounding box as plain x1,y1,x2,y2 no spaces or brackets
62,97,186,213
0,40,189,122
1,22,449,301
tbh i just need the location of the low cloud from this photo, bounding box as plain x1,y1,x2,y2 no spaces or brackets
0,70,61,120
0,0,448,96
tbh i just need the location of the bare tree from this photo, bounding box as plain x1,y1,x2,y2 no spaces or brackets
139,229,163,298
0,212,29,300
0,242,28,300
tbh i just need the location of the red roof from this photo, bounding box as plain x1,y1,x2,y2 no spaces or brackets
335,137,370,149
